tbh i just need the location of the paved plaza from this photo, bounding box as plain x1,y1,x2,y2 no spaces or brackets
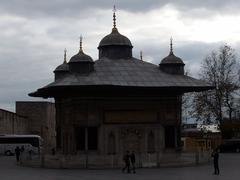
0,153,239,180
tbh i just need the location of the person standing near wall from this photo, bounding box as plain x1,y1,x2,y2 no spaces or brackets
15,146,21,163
122,151,131,173
211,149,220,175
130,151,136,173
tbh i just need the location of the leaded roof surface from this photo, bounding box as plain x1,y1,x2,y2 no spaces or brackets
42,57,211,89
69,51,93,63
54,63,69,72
161,52,184,64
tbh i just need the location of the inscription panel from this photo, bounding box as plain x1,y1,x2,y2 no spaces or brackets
104,110,158,123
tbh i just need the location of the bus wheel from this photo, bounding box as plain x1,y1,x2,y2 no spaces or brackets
236,148,240,153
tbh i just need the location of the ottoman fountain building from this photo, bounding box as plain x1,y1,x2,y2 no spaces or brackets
30,9,213,168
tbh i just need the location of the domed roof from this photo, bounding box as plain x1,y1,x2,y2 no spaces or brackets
98,28,132,48
161,52,184,64
69,50,93,63
69,36,93,63
160,39,184,65
54,62,69,72
54,49,69,72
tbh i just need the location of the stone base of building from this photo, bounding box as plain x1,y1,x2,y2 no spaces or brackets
20,151,211,169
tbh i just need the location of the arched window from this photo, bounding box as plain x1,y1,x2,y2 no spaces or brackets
56,127,61,149
148,131,155,153
108,132,116,154
165,126,175,148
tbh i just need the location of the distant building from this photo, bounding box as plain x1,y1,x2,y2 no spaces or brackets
0,109,29,134
29,10,213,168
16,101,56,152
0,101,55,153
181,123,221,152
221,118,240,139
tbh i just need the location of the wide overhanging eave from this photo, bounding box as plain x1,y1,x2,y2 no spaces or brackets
28,84,215,98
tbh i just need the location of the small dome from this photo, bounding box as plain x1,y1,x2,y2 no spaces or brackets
160,52,184,65
98,28,132,48
54,49,69,73
69,50,93,63
54,63,69,72
159,50,185,75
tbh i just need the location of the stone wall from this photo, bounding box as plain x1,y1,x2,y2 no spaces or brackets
0,109,29,134
16,101,56,152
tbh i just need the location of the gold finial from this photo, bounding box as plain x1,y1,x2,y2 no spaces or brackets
64,48,67,63
79,35,83,52
113,5,116,29
170,37,173,54
140,50,143,60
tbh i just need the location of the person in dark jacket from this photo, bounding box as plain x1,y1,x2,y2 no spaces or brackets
122,151,131,173
20,146,25,153
130,151,136,173
212,149,220,175
15,146,21,162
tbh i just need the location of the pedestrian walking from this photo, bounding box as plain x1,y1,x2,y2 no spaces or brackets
212,149,220,175
15,146,21,163
130,151,136,173
20,145,25,161
28,150,33,160
21,145,25,153
122,151,131,173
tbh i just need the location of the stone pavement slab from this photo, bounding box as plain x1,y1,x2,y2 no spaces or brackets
0,153,239,180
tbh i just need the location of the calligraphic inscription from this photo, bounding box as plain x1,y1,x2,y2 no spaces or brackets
104,110,158,123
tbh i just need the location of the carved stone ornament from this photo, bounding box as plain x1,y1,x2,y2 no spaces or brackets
120,128,142,138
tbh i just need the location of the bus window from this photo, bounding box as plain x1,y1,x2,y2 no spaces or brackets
0,135,42,155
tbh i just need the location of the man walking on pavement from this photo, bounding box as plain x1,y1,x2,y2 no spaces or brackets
130,151,136,173
122,151,131,173
15,146,21,163
212,148,220,175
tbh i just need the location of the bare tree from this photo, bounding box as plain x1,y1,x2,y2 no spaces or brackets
192,45,239,125
182,69,195,124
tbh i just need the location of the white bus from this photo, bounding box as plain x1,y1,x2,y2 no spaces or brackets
0,135,42,156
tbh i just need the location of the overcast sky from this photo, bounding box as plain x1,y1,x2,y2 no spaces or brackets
0,0,240,112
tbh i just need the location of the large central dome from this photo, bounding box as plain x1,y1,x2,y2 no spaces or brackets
98,27,133,59
98,8,133,60
98,28,132,47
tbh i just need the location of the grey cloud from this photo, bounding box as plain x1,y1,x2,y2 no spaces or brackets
1,1,240,112
132,40,227,77
0,33,238,112
0,19,59,111
0,78,52,112
0,0,157,18
0,0,240,19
